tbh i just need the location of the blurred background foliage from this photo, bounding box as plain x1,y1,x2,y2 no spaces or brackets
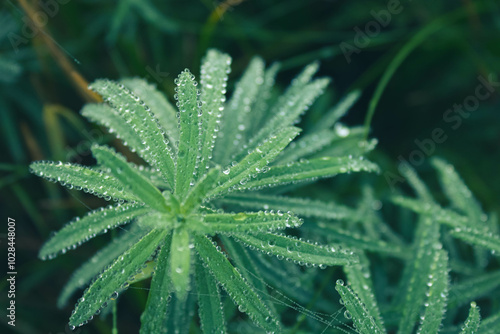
1,0,499,333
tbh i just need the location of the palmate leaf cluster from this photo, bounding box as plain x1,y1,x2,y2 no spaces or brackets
30,49,379,332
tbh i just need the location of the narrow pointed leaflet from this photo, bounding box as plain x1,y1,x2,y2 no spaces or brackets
194,234,280,332
175,69,202,197
198,49,231,176
140,233,173,334
29,161,138,202
91,145,170,213
69,228,168,328
232,232,358,266
39,203,149,260
89,79,176,188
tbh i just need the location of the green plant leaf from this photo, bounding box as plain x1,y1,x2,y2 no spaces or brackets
69,228,168,328
416,249,449,334
39,203,149,260
169,227,192,299
220,236,278,314
241,76,330,160
175,69,202,197
392,196,469,228
81,103,144,152
311,89,361,132
218,193,355,221
232,232,358,267
29,161,138,202
344,252,386,333
189,210,302,235
450,227,500,255
193,234,280,332
89,79,176,188
275,129,337,165
209,126,300,198
140,233,173,334
460,302,481,334
335,280,386,334
478,310,500,334
431,157,484,221
57,226,147,308
397,217,440,334
215,56,264,165
449,271,500,307
91,145,170,213
249,62,280,135
195,256,227,334
182,167,220,214
121,77,179,145
313,223,409,258
197,49,231,177
234,156,379,192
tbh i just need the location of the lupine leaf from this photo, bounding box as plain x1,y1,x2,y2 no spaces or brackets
450,227,500,255
460,302,481,334
127,163,170,190
89,79,176,188
57,226,147,308
311,89,361,132
449,271,500,307
140,233,173,334
197,49,231,176
195,256,227,334
221,236,278,314
344,252,386,333
395,161,433,201
232,232,358,266
69,228,168,328
241,77,329,160
250,62,280,135
169,227,192,299
182,167,220,213
218,193,355,221
189,210,302,235
175,69,202,197
397,218,440,334
335,280,386,334
478,310,500,334
29,161,138,202
249,251,319,306
234,156,379,192
432,157,483,220
209,126,300,198
215,56,265,165
164,289,196,334
275,129,338,164
121,77,179,145
39,203,149,260
91,145,169,213
313,223,409,259
193,234,280,332
392,196,469,228
417,249,449,334
81,103,144,152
